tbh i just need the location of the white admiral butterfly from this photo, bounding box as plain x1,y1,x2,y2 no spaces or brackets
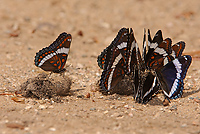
35,32,72,73
98,28,129,92
98,28,192,104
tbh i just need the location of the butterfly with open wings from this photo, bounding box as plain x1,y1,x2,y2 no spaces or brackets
97,28,192,104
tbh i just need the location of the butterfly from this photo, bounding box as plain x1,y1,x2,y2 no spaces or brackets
97,28,129,92
34,32,72,73
138,29,192,103
98,28,192,104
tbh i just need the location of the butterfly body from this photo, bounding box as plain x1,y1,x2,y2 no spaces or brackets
35,32,72,73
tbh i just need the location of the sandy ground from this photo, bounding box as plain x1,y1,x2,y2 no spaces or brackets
0,0,200,134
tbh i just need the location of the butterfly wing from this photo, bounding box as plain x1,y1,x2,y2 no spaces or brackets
171,41,185,58
126,28,142,73
97,28,129,70
137,71,160,103
135,29,161,103
148,34,190,100
99,52,126,91
157,55,192,99
99,28,129,91
147,38,173,70
35,32,71,73
145,29,163,64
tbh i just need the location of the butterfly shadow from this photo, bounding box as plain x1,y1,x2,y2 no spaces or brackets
181,87,200,98
146,96,164,106
70,88,85,96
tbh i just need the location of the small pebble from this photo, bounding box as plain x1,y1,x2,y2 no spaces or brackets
90,108,96,111
38,105,47,110
96,73,100,76
181,124,187,128
77,30,83,36
24,127,30,131
25,105,32,110
103,110,109,114
110,105,117,109
49,127,56,131
193,98,200,103
188,97,194,100
111,113,121,117
128,112,133,117
163,99,170,106
77,95,84,98
85,93,90,98
192,119,200,126
38,100,46,104
124,105,129,108
99,96,104,99
169,105,177,111
49,105,54,109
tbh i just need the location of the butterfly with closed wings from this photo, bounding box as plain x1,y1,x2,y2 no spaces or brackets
34,32,72,74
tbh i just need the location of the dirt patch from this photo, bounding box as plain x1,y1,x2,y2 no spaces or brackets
19,73,72,101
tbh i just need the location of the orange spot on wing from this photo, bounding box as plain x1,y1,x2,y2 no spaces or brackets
151,56,154,59
54,64,57,66
62,59,65,62
58,58,62,69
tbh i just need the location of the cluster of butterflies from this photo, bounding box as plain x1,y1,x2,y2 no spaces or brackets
97,28,192,104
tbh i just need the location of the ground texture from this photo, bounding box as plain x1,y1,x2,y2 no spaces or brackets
0,0,199,134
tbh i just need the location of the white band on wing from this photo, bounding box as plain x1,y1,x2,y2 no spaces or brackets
108,54,123,90
38,48,69,67
117,42,127,49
